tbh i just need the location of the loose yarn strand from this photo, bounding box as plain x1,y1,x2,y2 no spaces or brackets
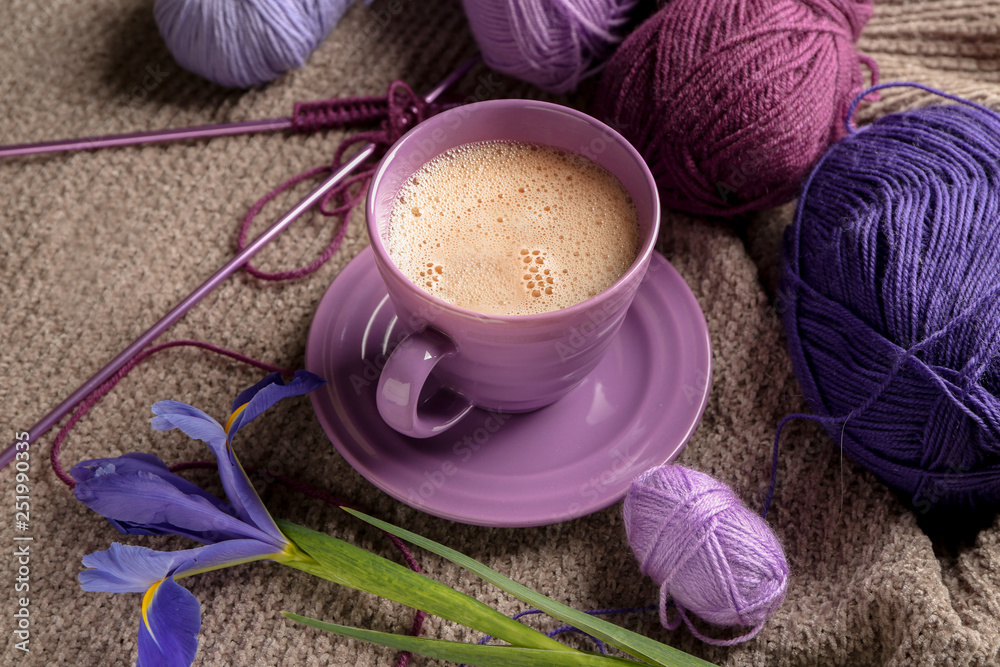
463,605,658,664
237,80,445,280
50,340,289,487
845,81,1000,135
673,601,766,647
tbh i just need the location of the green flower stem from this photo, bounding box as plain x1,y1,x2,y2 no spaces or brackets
277,520,576,654
342,509,716,667
283,612,645,666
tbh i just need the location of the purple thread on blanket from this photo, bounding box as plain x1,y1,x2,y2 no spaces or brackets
624,465,789,646
780,84,1000,510
237,80,443,281
49,340,289,487
461,0,641,93
49,83,439,476
462,605,656,664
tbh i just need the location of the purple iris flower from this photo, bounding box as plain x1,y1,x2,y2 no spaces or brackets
72,371,324,667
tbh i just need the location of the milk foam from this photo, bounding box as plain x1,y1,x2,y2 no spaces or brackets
387,141,640,316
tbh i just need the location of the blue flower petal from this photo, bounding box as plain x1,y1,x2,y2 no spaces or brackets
71,453,233,515
215,456,287,547
74,469,281,548
81,540,284,593
108,522,163,537
150,402,227,446
170,538,289,578
137,576,200,667
80,544,190,593
230,372,284,414
226,370,325,441
149,401,272,534
71,452,166,483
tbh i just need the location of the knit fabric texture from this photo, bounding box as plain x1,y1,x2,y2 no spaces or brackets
2,0,1000,665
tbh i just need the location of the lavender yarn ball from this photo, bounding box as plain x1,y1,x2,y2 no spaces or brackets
782,100,1000,510
624,465,789,636
154,0,356,88
460,0,641,94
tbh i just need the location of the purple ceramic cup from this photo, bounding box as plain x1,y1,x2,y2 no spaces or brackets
367,99,659,438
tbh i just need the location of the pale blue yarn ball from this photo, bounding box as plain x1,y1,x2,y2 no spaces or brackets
154,0,357,88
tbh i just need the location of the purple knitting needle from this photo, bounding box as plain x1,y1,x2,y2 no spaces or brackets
0,118,294,158
0,55,478,158
0,57,478,471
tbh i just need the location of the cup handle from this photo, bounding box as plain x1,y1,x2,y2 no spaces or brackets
376,327,474,438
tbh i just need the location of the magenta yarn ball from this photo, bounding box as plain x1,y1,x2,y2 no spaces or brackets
594,0,876,216
460,0,642,94
624,465,789,630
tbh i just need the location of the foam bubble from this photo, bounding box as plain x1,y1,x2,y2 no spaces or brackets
387,141,639,316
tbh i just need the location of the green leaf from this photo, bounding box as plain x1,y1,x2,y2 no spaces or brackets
282,612,643,666
342,509,716,667
277,520,574,654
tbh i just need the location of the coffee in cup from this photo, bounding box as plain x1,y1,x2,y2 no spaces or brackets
386,140,640,316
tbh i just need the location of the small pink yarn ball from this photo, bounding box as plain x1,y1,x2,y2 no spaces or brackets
624,465,789,636
594,0,876,216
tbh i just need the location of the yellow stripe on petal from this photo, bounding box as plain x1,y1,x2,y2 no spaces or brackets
141,579,164,637
224,403,249,438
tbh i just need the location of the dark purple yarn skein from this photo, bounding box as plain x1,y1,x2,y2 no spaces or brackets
781,99,1000,509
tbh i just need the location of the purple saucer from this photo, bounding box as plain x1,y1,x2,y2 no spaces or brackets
306,247,712,527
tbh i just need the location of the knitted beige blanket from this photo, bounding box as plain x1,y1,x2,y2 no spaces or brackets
2,0,998,665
